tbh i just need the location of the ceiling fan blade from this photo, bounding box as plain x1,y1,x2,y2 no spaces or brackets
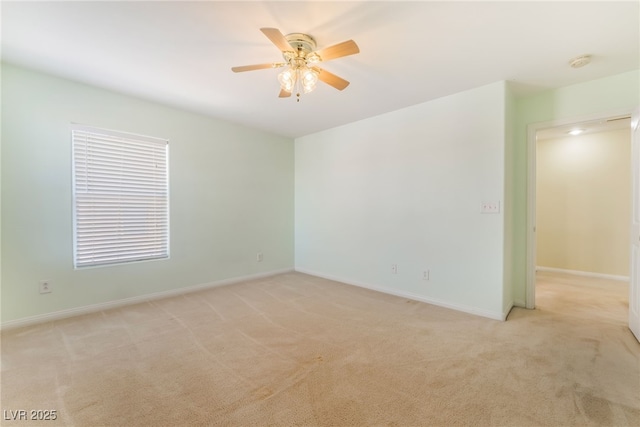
260,27,294,53
314,40,359,62
231,63,284,73
312,67,350,91
279,88,291,98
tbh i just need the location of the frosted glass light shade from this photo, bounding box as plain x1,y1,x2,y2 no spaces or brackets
278,68,296,92
301,67,318,93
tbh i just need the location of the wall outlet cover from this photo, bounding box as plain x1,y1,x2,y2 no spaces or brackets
39,280,52,294
481,201,501,214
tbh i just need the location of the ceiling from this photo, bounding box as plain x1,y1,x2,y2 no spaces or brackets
2,1,638,139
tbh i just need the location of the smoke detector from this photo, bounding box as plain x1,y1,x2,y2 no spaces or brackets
569,55,591,68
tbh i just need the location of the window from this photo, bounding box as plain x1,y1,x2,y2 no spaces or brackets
72,125,169,268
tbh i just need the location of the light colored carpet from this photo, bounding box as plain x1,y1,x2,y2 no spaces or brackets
1,271,638,426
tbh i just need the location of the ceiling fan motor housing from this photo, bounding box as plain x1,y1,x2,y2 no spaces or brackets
285,33,317,54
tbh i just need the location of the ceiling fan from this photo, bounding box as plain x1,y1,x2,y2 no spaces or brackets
231,28,359,101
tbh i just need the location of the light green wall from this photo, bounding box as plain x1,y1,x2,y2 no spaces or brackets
512,70,640,305
1,63,295,324
295,81,510,319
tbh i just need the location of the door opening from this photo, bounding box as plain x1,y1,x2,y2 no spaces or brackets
526,110,634,318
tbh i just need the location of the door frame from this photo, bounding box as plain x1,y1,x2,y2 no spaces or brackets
629,108,639,341
525,108,635,309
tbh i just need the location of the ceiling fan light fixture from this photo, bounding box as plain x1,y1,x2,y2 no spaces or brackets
301,67,319,93
278,68,296,92
232,28,359,101
278,66,318,96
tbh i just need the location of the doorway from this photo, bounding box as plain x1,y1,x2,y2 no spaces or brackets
526,110,634,311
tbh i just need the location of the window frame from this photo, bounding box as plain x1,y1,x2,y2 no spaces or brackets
71,124,170,269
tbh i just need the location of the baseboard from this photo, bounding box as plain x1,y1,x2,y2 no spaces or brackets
503,303,516,319
536,266,629,282
295,268,508,321
513,299,527,309
0,268,294,331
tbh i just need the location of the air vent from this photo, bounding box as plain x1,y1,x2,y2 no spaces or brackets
568,55,591,68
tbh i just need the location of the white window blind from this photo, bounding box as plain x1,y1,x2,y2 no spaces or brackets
72,125,169,268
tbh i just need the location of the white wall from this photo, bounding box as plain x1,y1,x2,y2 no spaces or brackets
503,84,516,314
295,81,510,319
536,128,631,277
1,64,295,326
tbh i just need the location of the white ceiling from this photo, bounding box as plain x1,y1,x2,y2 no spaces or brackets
2,1,638,139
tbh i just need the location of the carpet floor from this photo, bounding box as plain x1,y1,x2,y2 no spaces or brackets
1,271,638,426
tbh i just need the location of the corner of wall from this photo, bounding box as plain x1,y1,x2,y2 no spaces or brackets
0,62,3,329
503,82,517,313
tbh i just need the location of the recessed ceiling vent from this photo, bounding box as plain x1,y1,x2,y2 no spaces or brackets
569,54,591,68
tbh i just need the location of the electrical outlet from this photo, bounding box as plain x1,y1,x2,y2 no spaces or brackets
39,280,52,294
256,252,263,262
391,264,398,274
481,201,501,214
423,270,430,281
